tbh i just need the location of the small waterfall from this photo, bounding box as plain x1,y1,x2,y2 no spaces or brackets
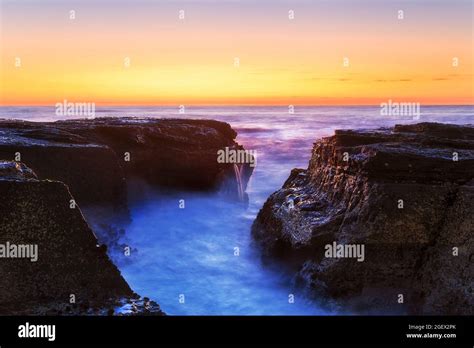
233,163,245,201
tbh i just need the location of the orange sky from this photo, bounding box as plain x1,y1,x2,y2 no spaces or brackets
1,0,473,106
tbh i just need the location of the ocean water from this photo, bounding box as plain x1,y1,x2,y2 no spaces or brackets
1,105,472,315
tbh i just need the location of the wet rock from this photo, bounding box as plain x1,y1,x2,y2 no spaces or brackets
0,117,253,207
0,161,164,315
252,122,474,314
0,160,37,181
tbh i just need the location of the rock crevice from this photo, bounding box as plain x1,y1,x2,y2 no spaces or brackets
0,117,254,315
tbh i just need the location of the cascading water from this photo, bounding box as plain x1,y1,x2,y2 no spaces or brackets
233,163,245,201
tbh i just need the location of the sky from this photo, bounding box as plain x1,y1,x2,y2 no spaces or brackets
0,0,473,106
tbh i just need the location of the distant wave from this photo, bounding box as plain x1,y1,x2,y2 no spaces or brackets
234,127,273,133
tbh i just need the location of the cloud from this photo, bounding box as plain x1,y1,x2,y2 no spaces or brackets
305,77,352,82
373,78,412,83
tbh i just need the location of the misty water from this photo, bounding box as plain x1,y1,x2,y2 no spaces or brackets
3,105,472,315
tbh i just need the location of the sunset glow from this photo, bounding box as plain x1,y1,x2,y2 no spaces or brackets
1,0,473,106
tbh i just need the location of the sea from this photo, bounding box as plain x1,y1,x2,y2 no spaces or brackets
1,105,472,315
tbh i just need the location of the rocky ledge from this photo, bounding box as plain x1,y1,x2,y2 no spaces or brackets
252,123,473,315
0,160,163,315
0,117,253,208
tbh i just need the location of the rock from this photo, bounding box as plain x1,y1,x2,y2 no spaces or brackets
0,161,164,315
252,122,474,314
0,122,125,208
0,117,253,208
418,182,474,314
0,160,37,181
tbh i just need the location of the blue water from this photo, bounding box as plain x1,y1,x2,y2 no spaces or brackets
1,105,472,315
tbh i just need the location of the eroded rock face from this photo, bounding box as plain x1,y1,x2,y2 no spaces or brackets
252,123,474,314
0,161,163,315
0,118,253,207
